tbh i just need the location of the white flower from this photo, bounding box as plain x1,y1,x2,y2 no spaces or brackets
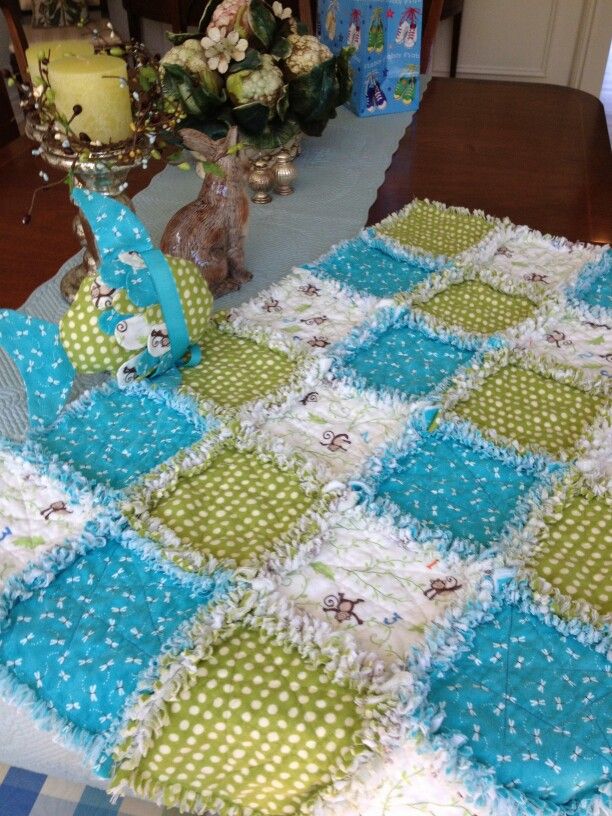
272,1,292,19
201,26,248,73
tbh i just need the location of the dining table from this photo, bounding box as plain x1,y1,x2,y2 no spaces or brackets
0,77,610,311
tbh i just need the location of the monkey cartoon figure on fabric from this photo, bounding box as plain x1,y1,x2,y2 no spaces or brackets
323,593,365,624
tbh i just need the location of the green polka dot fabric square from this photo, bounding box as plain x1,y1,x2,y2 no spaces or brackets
115,625,365,815
110,600,396,816
527,485,611,623
180,325,298,411
416,280,537,336
128,443,318,573
453,364,607,459
375,201,496,259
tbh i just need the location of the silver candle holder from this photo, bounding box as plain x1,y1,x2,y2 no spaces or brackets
26,116,149,302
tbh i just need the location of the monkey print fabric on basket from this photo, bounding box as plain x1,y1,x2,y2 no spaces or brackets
0,198,611,816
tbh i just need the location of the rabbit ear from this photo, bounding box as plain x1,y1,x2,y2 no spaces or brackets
179,128,219,159
224,126,239,150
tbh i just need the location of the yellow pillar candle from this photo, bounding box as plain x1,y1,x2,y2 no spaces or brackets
26,39,94,80
48,54,134,144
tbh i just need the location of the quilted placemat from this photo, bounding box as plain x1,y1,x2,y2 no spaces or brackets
438,347,610,461
34,383,210,491
178,321,304,416
229,269,380,353
472,225,605,295
247,380,410,483
0,445,95,594
401,265,540,340
301,233,443,299
408,580,611,816
110,590,403,816
352,412,560,557
567,248,612,317
513,306,612,380
0,515,228,774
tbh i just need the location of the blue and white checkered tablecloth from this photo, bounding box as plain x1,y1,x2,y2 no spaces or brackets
0,764,182,816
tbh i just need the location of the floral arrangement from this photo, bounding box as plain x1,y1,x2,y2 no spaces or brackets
160,0,353,149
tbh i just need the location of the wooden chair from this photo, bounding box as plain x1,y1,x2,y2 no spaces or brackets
1,0,28,80
0,72,20,147
1,0,114,82
121,0,315,43
421,0,463,77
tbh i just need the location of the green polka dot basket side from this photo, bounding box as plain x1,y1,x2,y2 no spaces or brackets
60,255,212,374
110,592,400,816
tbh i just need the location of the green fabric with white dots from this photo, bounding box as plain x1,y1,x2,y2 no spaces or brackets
417,280,536,335
144,446,315,570
59,255,212,373
453,365,606,458
376,201,495,258
180,326,297,410
530,487,611,619
113,624,366,816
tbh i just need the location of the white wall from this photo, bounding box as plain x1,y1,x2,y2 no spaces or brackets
431,0,611,93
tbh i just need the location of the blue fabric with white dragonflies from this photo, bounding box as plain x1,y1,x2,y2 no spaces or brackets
36,384,207,489
369,431,540,550
427,601,610,806
343,321,475,399
304,236,434,297
0,536,216,751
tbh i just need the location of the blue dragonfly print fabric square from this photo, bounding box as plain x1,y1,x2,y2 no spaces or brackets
36,384,209,490
304,236,436,298
334,311,477,401
366,431,543,553
0,534,221,769
426,599,611,811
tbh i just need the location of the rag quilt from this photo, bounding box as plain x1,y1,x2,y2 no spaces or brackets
0,198,610,816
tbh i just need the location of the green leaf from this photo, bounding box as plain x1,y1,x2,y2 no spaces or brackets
199,160,225,177
336,47,355,107
163,63,226,117
307,412,328,425
232,101,270,135
586,335,605,345
138,65,158,91
276,86,289,121
249,0,277,48
227,48,262,75
288,56,338,128
270,36,291,59
311,561,335,580
179,115,230,140
166,31,200,45
241,116,300,150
